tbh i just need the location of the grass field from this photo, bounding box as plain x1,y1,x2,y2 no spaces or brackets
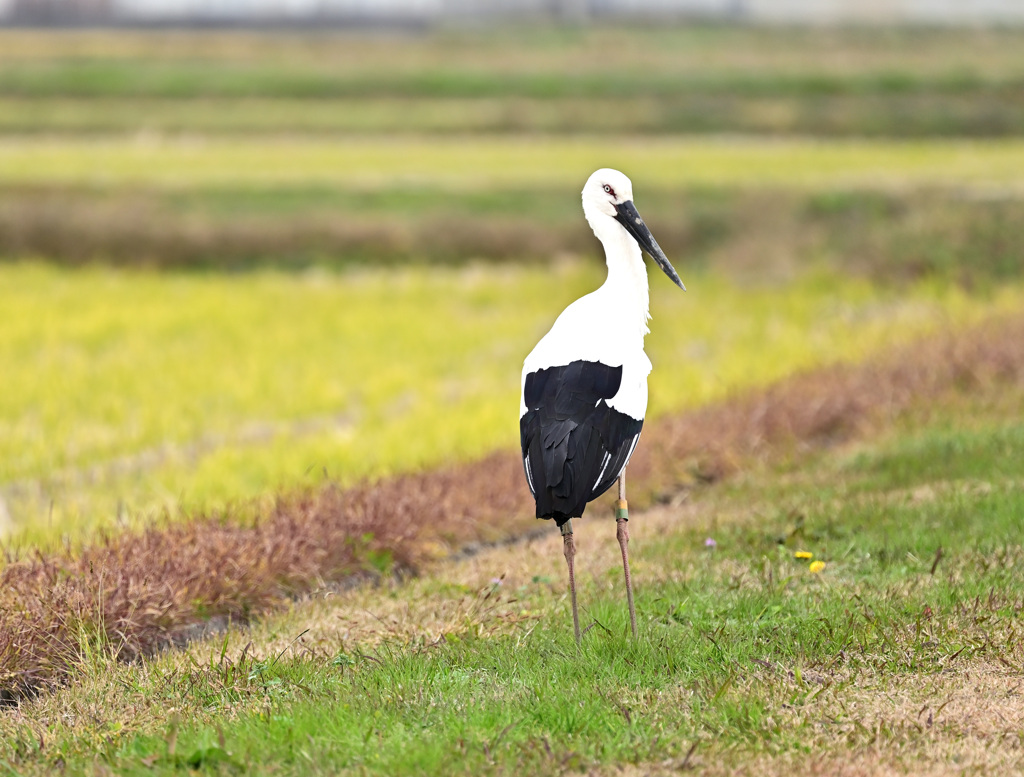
7,93,1022,138
5,136,1024,190
2,384,1022,774
2,26,1024,138
8,261,1016,546
1,23,1023,777
5,136,1024,272
4,27,1024,270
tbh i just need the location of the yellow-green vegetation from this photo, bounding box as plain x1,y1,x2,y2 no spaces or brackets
4,136,1024,189
2,24,1023,551
3,394,1023,775
3,260,1022,546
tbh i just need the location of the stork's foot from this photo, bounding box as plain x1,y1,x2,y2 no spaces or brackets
561,520,581,646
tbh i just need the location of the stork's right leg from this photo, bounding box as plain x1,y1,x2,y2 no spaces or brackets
617,473,637,638
561,520,581,645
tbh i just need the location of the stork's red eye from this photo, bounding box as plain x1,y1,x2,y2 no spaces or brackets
602,184,614,195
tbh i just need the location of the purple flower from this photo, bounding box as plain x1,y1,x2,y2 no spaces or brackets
704,537,717,549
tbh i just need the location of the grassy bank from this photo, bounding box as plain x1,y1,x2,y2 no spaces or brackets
2,356,1022,774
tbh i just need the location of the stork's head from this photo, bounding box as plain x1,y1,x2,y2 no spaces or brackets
582,168,686,291
582,167,635,217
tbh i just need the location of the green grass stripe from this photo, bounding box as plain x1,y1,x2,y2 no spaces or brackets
2,61,1023,99
3,137,1024,189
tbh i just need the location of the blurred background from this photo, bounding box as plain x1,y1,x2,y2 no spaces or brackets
5,0,1024,25
1,1,1023,547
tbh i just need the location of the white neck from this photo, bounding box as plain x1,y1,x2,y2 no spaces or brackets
584,204,651,339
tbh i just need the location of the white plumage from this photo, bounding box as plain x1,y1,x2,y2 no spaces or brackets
520,169,658,420
518,168,685,643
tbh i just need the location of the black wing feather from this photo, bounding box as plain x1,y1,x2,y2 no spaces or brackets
520,360,643,526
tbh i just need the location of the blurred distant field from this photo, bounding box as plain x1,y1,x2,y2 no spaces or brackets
2,25,1024,270
4,26,1024,269
2,26,1024,137
1,25,1024,546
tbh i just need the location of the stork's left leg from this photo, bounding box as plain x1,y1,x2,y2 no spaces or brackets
616,472,637,638
561,519,581,646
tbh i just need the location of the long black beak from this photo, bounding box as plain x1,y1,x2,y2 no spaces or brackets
614,200,685,291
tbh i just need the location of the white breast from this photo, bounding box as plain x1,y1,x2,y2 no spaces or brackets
520,289,652,421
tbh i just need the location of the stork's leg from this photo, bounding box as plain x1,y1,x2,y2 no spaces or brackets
616,472,637,638
561,520,581,645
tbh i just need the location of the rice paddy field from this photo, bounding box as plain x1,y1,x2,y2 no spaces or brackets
1,23,1024,776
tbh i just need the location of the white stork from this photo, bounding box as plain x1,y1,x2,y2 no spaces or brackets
519,168,685,644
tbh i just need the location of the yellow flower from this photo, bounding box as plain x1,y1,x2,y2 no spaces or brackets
794,551,813,559
809,561,826,573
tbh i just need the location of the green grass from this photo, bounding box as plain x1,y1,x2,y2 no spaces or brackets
4,404,1022,775
844,422,1024,493
4,261,1019,546
13,59,1000,99
4,93,1024,138
124,418,1024,774
6,60,1018,100
4,136,1024,190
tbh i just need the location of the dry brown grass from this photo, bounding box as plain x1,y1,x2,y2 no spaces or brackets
0,453,534,698
1,313,1023,699
615,661,1024,777
633,312,1024,493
